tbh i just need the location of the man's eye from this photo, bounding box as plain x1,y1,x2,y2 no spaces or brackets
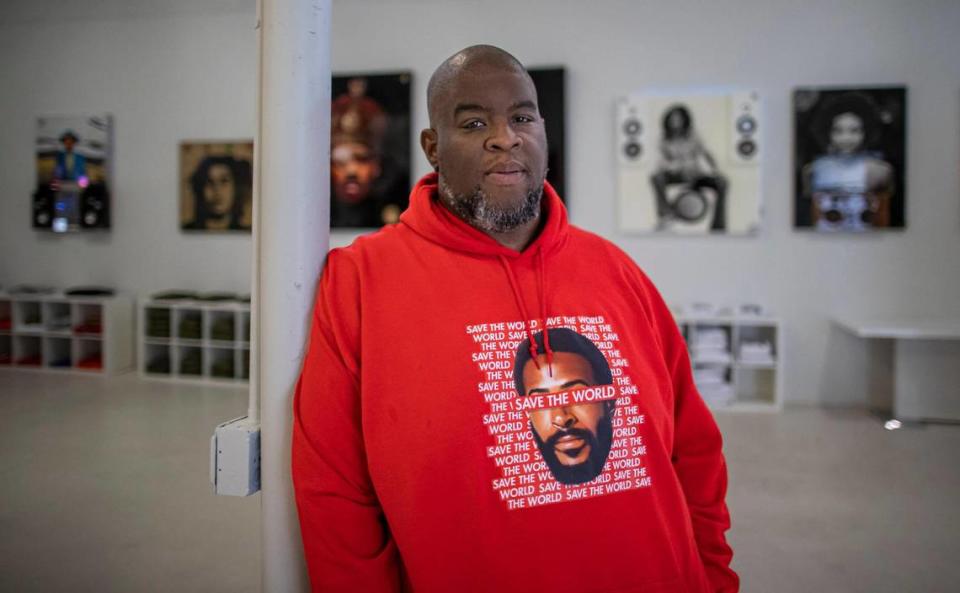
514,114,536,124
462,120,485,129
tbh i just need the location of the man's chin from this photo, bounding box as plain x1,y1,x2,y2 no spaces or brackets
556,448,591,467
335,188,369,205
481,181,536,204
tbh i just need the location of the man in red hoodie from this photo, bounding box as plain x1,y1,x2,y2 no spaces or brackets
293,45,739,592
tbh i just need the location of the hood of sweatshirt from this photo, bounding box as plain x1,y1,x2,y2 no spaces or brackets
398,172,569,261
399,172,571,371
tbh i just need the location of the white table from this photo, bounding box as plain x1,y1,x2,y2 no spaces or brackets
833,317,960,422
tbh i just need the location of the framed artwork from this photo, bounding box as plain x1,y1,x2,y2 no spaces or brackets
616,90,763,234
33,114,113,232
528,67,567,201
179,141,254,232
794,86,907,231
330,72,411,228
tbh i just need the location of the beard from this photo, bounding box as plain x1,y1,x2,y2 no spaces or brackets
437,172,544,234
531,416,615,486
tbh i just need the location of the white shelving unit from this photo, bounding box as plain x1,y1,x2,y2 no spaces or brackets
139,298,250,385
676,313,782,411
0,290,134,375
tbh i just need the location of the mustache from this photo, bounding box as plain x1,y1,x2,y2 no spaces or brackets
544,427,594,449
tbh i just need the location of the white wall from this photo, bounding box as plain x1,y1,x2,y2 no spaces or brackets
0,1,257,295
2,0,959,404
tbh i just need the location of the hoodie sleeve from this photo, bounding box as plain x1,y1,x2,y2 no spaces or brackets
634,268,739,593
292,249,402,592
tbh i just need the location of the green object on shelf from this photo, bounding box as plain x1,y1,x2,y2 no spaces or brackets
198,292,238,302
178,313,202,340
146,308,172,338
152,290,198,301
211,316,235,341
147,357,171,374
211,356,235,378
179,349,202,375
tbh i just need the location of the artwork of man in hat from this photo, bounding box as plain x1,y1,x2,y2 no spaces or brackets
54,130,87,183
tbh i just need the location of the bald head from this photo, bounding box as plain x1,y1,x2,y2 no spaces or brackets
427,45,533,126
418,44,548,245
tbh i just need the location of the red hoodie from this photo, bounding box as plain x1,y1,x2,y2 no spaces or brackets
293,173,738,593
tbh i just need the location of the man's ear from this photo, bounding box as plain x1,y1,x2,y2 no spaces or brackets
420,128,439,171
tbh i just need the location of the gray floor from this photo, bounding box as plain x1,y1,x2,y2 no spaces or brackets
1,372,958,592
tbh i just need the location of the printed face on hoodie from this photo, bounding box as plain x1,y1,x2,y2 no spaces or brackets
521,352,615,485
423,61,549,233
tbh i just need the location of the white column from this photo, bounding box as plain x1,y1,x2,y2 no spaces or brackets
252,0,331,591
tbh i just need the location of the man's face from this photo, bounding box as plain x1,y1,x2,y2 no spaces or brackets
423,63,548,232
521,351,614,485
331,141,381,204
203,163,235,217
830,112,865,154
62,136,76,152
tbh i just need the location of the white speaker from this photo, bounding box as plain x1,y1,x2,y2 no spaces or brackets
616,96,648,168
729,90,761,164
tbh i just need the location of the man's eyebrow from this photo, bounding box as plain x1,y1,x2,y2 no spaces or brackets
526,379,590,396
453,103,486,117
511,100,537,111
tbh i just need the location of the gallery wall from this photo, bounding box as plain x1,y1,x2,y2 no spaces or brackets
1,0,958,404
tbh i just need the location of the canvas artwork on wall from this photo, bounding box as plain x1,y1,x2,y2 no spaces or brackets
793,86,907,231
616,90,763,235
528,67,567,201
33,114,113,232
179,141,254,232
330,72,411,228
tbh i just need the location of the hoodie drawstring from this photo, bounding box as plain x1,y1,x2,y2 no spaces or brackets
536,249,554,371
498,251,554,376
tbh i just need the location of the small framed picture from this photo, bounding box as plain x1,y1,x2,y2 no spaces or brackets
34,114,113,231
330,72,411,228
528,67,567,201
179,141,254,232
793,86,907,231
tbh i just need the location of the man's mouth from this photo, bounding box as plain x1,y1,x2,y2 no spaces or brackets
553,434,588,458
484,162,527,186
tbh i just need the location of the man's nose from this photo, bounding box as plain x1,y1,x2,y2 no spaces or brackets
550,407,576,430
485,120,522,152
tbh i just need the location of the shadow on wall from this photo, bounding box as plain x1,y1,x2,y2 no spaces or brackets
818,323,893,410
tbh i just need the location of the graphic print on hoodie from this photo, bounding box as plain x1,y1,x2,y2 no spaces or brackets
469,316,653,510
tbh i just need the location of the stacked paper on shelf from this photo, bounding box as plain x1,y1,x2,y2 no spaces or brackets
693,367,734,406
693,366,726,385
739,341,775,364
691,328,731,364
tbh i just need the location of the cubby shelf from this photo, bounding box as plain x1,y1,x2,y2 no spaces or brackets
139,298,250,385
0,291,134,375
675,314,782,411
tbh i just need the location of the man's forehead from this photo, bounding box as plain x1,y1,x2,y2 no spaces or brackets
437,66,536,111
